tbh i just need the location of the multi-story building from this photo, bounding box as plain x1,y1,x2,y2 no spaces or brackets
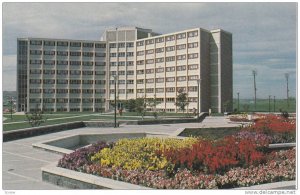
17,26,232,113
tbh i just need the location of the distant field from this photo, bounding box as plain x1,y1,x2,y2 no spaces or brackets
232,98,296,113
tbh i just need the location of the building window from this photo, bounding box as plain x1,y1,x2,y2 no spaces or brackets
109,43,117,48
95,43,106,48
30,79,41,84
110,71,117,76
176,54,186,61
137,51,144,56
176,44,186,50
177,65,186,71
146,79,154,83
137,89,144,93
166,46,175,52
110,62,117,66
118,52,125,57
57,51,68,56
155,48,164,53
188,64,199,70
82,71,93,75
30,50,42,55
43,89,55,93
44,51,55,55
30,69,42,74
70,98,81,103
166,77,175,82
82,61,93,66
137,41,144,47
70,42,81,47
110,53,117,57
127,61,134,66
146,59,154,64
95,53,106,57
165,56,175,62
137,70,144,75
188,30,198,37
70,80,81,84
118,61,125,66
137,79,144,84
44,41,55,46
83,52,93,57
188,53,199,59
145,69,154,74
43,70,55,74
188,97,197,102
43,60,55,65
118,71,125,75
166,67,175,72
70,70,81,75
95,71,106,75
56,70,68,75
30,89,41,93
127,52,134,57
156,88,164,93
82,80,93,84
166,98,175,102
146,39,154,45
56,98,68,103
177,76,186,82
146,49,154,55
188,75,199,80
117,89,125,94
83,42,94,48
56,89,68,93
57,79,68,84
95,80,106,84
70,61,81,66
70,89,81,93
70,51,81,56
126,42,134,47
188,42,198,48
155,37,164,43
166,35,175,42
82,89,93,94
43,79,55,84
57,61,68,65
30,60,42,65
137,60,144,65
156,78,164,83
177,87,186,92
146,88,154,93
127,89,134,94
30,40,42,45
155,57,164,63
176,33,186,39
127,71,134,75
156,68,164,73
166,87,175,92
118,43,125,48
127,80,134,84
57,41,68,46
95,62,106,66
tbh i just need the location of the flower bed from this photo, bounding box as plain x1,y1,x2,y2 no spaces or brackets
57,136,295,189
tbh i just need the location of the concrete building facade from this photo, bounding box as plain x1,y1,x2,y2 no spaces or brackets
17,27,232,113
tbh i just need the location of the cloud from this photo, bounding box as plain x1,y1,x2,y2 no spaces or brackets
2,55,17,91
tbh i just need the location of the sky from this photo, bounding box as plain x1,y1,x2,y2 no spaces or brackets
2,2,297,99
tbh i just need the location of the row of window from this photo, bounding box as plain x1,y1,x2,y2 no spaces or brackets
30,40,106,48
29,79,106,85
30,50,106,57
30,89,106,94
109,52,134,57
109,42,134,48
136,30,199,46
135,86,198,94
108,89,135,94
109,61,134,66
31,70,106,76
29,98,106,103
109,70,134,76
135,75,199,82
136,43,198,56
109,80,134,84
135,65,198,74
136,53,198,65
29,60,106,66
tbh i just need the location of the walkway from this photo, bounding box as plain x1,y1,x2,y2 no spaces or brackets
2,117,236,190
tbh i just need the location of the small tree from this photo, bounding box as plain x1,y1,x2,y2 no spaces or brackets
124,99,136,112
135,98,146,120
175,89,189,113
146,97,161,119
25,104,47,127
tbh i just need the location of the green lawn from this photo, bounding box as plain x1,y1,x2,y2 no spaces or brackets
232,98,296,113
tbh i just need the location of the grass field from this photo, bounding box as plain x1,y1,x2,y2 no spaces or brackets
232,98,296,113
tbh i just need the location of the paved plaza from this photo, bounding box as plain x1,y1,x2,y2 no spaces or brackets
2,117,239,190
